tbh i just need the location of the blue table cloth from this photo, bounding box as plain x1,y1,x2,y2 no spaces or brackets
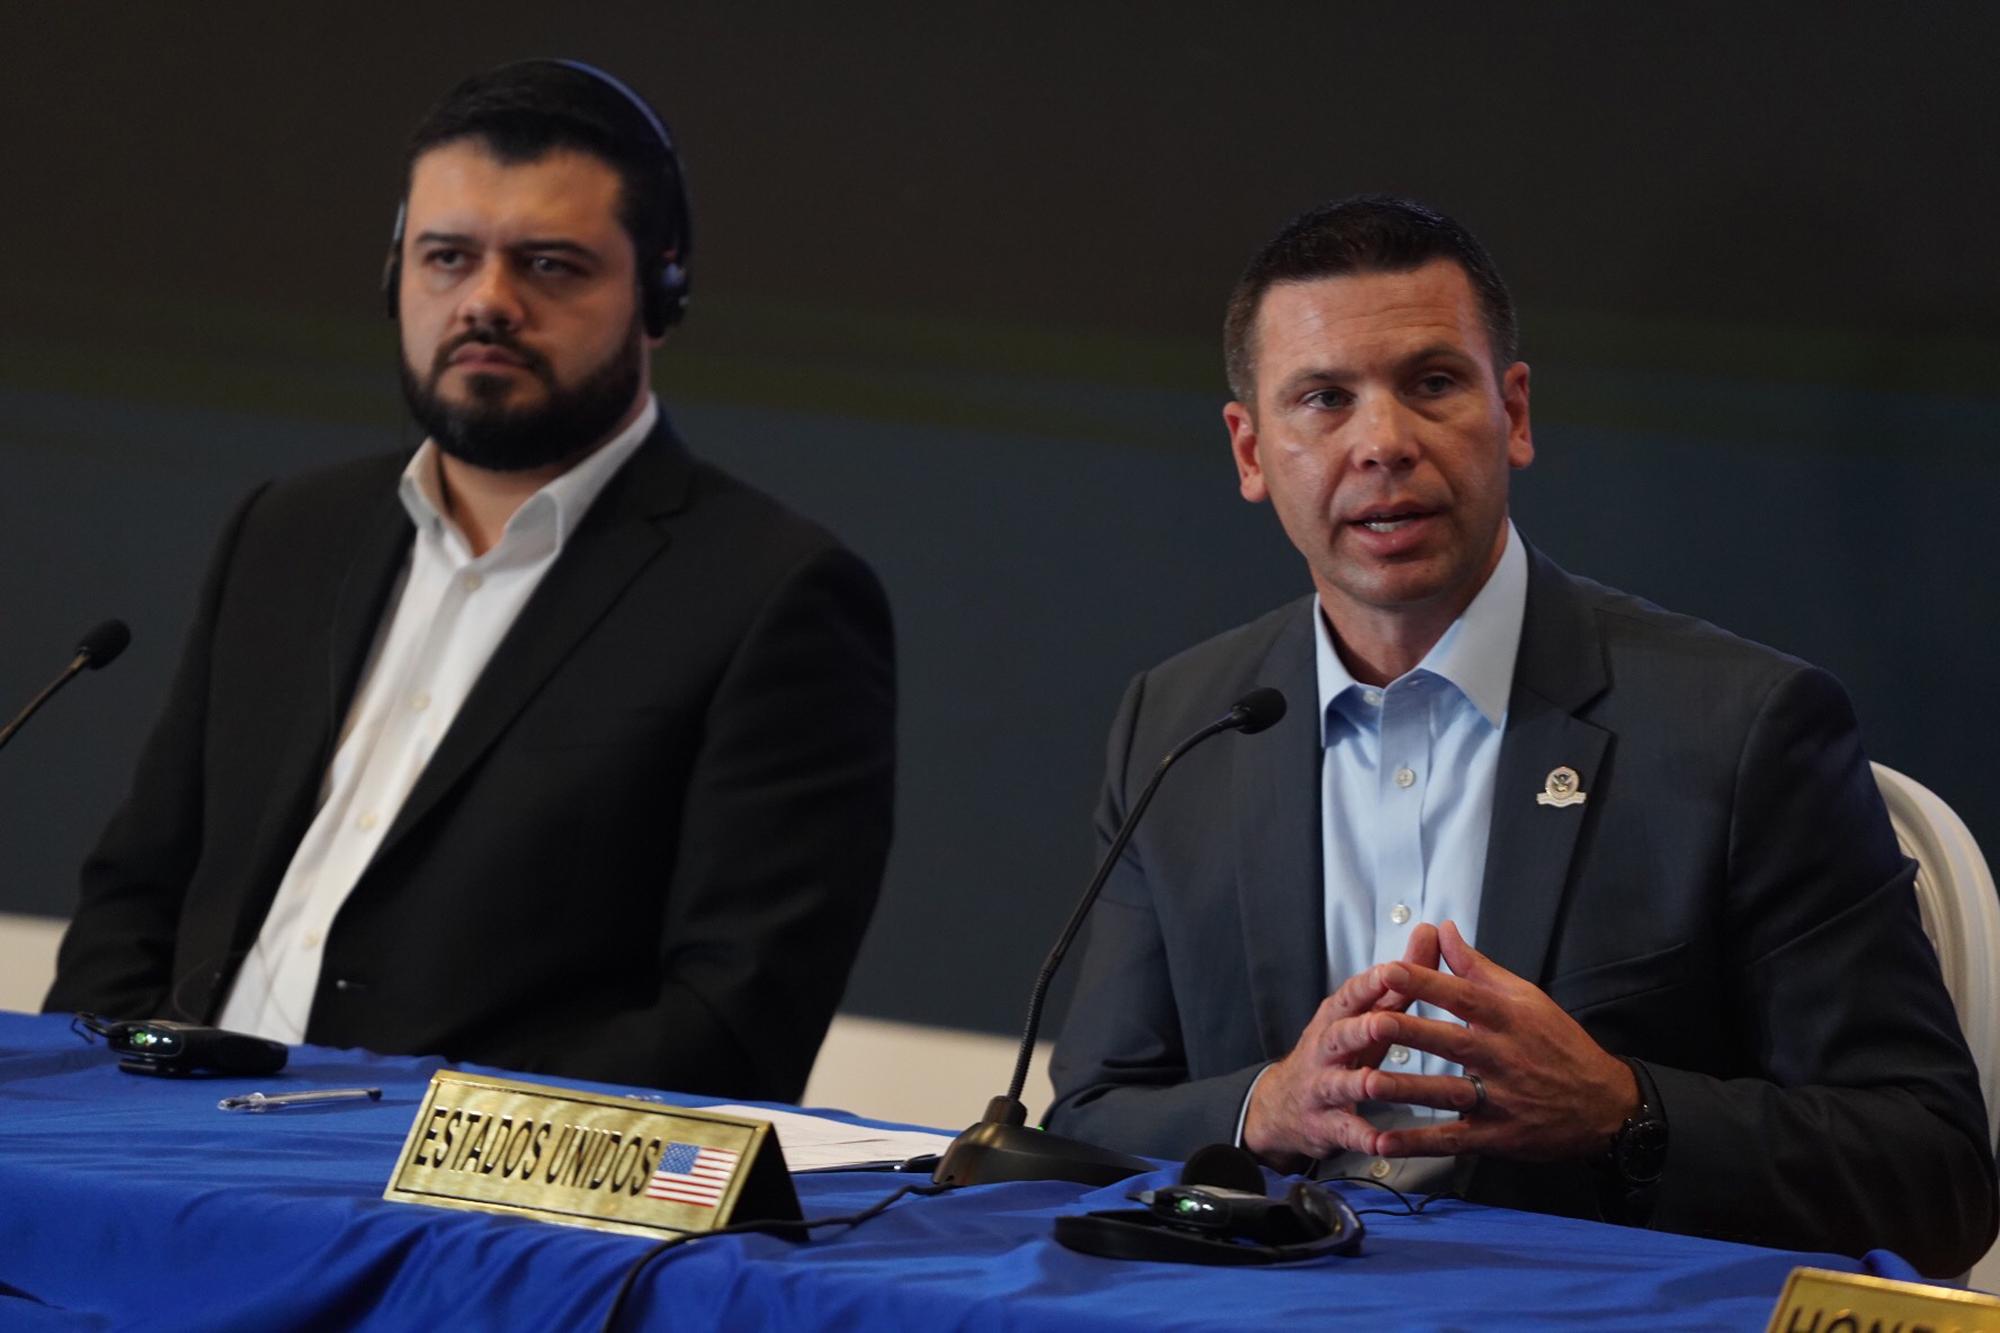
0,1011,1912,1330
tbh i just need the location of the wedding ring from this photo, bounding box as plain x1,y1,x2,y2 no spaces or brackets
1464,1072,1488,1114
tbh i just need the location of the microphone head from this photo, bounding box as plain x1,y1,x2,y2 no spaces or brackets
1227,687,1287,735
77,620,131,670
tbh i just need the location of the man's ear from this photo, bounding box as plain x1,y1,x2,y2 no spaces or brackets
1502,362,1533,470
1224,401,1268,503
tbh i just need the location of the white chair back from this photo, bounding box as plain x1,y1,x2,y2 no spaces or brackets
1872,762,2000,1153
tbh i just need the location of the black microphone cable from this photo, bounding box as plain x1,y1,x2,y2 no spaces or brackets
597,1179,948,1332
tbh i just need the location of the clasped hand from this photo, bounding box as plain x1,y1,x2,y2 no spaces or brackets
1243,921,1637,1169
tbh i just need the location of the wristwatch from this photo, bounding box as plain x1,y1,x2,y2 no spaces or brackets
1602,1057,1669,1188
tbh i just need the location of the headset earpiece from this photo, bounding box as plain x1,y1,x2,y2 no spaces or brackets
382,202,406,320
1284,1179,1347,1237
1180,1143,1267,1193
648,249,688,338
1052,1144,1364,1266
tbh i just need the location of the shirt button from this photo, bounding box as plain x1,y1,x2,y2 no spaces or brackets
357,812,380,831
1389,903,1411,926
410,692,431,712
1369,1158,1393,1181
302,929,323,950
463,573,484,592
1394,767,1416,788
1362,689,1382,707
1389,1045,1411,1065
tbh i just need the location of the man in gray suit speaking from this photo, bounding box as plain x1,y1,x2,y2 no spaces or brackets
1045,196,1995,1275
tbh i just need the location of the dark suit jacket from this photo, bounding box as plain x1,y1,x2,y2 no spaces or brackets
45,416,895,1103
1048,546,1996,1275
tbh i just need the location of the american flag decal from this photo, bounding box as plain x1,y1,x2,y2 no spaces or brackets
644,1141,741,1208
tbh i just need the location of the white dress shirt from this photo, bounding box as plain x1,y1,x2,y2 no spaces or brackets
217,399,658,1042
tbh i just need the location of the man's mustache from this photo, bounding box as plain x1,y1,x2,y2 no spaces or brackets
430,327,556,385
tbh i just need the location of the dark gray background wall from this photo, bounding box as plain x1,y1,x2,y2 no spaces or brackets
3,3,1995,1036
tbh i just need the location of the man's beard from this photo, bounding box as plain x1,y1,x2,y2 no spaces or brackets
400,323,644,472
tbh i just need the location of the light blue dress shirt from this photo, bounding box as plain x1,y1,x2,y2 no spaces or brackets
1304,522,1527,1191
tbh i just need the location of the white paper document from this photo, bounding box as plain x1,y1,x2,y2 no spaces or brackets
704,1103,956,1173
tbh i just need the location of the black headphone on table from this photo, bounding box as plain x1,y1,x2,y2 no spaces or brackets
1054,1145,1364,1266
380,58,692,337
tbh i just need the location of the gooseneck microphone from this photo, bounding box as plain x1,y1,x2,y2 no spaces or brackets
932,686,1288,1189
0,621,132,754
1003,687,1286,1108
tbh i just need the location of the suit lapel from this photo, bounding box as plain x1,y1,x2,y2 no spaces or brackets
1474,547,1611,986
1235,600,1328,1055
223,491,413,967
374,420,695,863
327,498,419,719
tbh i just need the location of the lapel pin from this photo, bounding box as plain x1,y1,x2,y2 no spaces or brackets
1536,766,1587,808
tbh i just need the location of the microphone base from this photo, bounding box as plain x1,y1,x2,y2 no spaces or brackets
931,1118,1152,1189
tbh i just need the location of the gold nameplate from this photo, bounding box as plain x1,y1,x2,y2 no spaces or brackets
384,1070,800,1239
1767,1266,2000,1332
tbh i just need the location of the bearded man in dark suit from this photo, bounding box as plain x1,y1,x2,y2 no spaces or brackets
45,61,894,1103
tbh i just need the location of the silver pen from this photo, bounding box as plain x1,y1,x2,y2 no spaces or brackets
217,1087,384,1112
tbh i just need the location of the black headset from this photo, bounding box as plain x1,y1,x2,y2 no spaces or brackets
1053,1144,1364,1266
380,58,692,337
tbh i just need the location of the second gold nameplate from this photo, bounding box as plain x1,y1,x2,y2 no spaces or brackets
384,1070,799,1238
1766,1266,2000,1332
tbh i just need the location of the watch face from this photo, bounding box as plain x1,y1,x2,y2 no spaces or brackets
1617,1117,1669,1184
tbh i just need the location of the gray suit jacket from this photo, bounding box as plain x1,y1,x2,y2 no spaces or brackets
1047,545,1996,1276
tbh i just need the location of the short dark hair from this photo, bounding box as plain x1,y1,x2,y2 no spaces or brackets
403,61,683,273
1222,195,1518,404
